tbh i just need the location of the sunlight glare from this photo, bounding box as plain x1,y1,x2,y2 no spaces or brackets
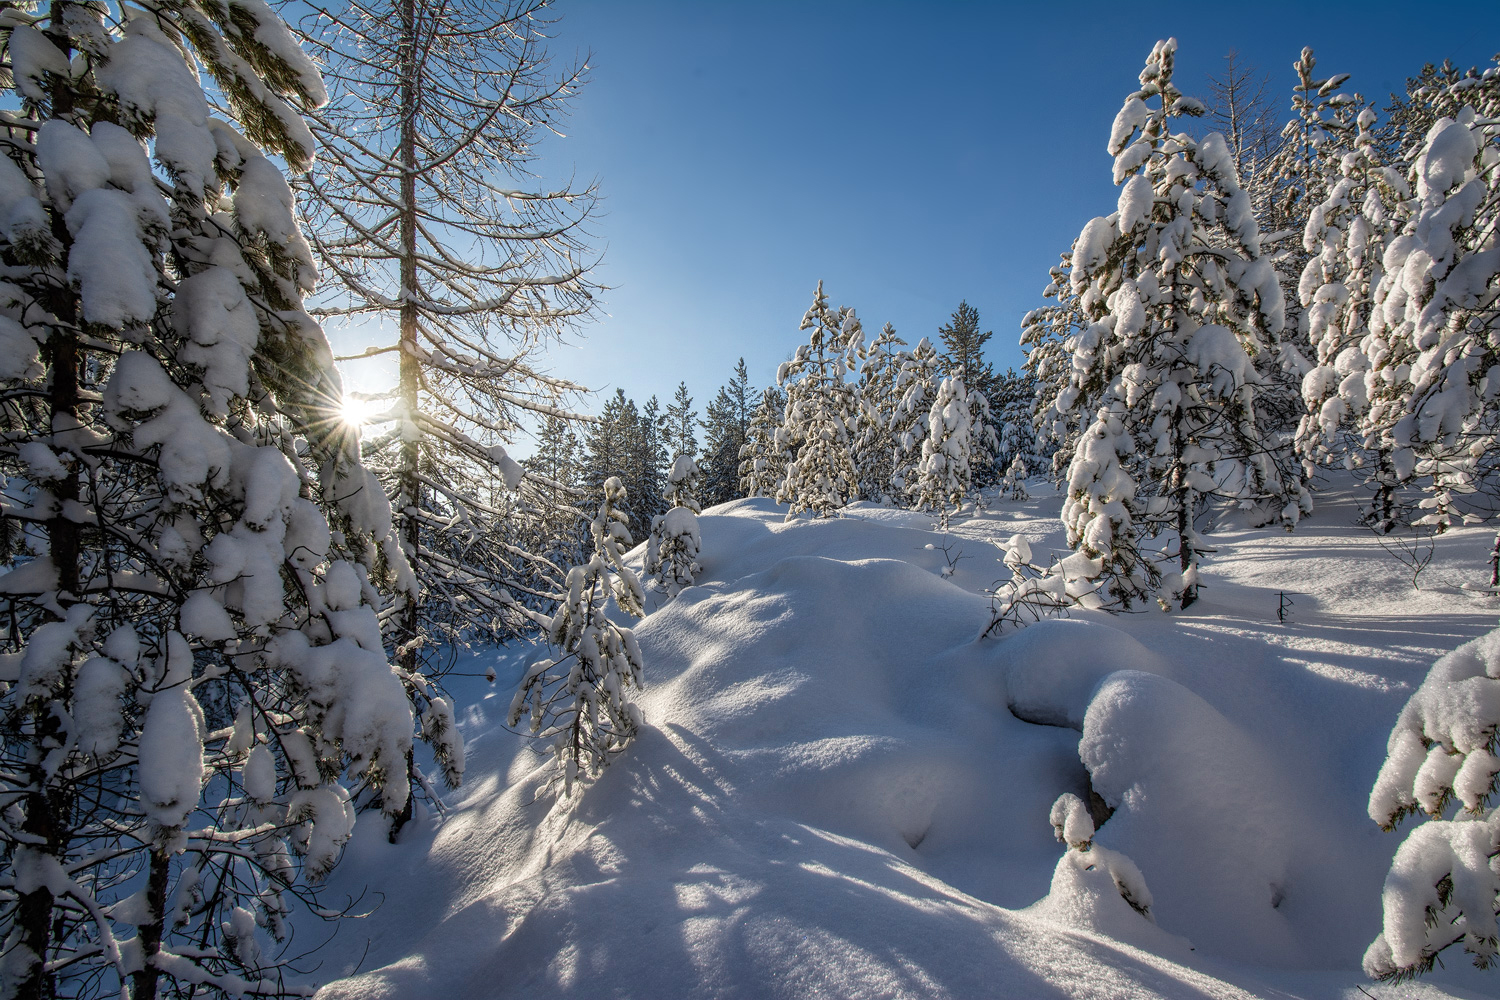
340,394,378,427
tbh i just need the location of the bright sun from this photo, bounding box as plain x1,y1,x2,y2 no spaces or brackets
339,394,377,427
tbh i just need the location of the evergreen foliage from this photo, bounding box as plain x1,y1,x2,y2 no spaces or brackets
739,386,788,499
1059,38,1291,610
0,5,431,995
775,282,863,519
700,359,753,508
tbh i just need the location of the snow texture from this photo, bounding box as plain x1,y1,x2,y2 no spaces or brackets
312,483,1500,1000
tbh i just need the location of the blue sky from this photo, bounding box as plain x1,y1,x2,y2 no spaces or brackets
329,1,1500,429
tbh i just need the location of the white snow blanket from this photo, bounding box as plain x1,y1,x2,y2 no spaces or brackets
315,484,1500,999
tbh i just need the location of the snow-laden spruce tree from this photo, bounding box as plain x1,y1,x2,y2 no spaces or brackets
739,386,787,499
1294,103,1410,522
700,359,753,508
0,5,434,997
851,322,907,503
1366,626,1500,980
295,0,597,673
1261,49,1360,354
1060,38,1290,610
914,377,974,528
1024,255,1091,483
994,367,1046,482
776,282,862,519
889,336,944,500
665,382,698,468
509,477,645,794
1364,92,1500,535
646,455,703,597
936,301,1002,486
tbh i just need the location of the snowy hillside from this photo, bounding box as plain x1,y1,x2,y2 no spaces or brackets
316,486,1500,1000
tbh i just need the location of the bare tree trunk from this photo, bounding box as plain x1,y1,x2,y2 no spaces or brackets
130,850,173,1000
396,0,421,674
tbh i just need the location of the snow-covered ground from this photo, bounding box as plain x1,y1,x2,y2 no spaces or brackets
314,484,1500,999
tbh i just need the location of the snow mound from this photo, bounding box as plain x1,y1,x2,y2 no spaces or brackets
317,492,1500,999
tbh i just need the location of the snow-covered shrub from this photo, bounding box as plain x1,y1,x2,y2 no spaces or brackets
1028,790,1167,949
1367,626,1500,980
1046,793,1155,920
1001,456,1030,500
509,478,647,793
647,454,703,597
983,534,1089,636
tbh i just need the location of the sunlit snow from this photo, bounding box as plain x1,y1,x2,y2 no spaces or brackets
316,481,1500,1000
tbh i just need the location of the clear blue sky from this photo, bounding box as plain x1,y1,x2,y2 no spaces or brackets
330,1,1500,429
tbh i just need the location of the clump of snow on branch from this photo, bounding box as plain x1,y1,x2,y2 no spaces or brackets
1367,626,1500,980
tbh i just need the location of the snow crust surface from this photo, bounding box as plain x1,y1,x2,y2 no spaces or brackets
316,485,1500,1000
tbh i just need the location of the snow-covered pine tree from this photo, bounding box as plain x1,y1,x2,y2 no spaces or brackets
700,359,752,508
665,381,698,466
1257,49,1366,473
1061,38,1289,610
1364,78,1500,534
0,5,429,996
645,455,703,597
1262,49,1358,331
776,282,862,519
889,337,943,500
509,477,645,795
1023,255,1090,483
968,385,1003,492
852,322,906,503
994,368,1046,480
1294,102,1409,522
739,385,787,499
294,0,596,675
937,301,1002,486
521,415,590,596
1382,59,1495,164
914,377,974,528
625,395,668,537
937,301,999,399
